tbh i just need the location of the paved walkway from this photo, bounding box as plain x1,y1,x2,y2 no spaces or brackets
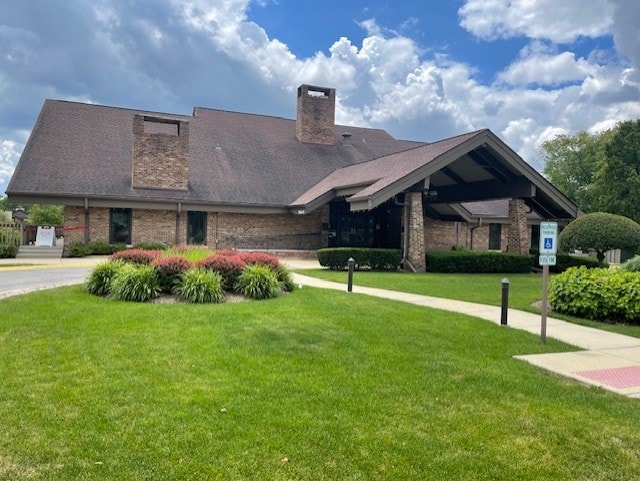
2,256,640,398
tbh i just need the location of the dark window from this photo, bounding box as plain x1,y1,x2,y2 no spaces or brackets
110,208,132,245
530,224,540,251
187,211,207,245
489,223,502,250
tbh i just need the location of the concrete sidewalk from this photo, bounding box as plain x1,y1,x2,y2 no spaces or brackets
292,273,640,399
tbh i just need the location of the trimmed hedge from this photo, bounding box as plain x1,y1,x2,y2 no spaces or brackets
549,267,640,323
426,251,534,273
0,244,18,258
317,248,402,271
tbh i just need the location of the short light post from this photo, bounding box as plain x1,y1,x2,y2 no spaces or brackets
347,257,355,292
501,278,510,325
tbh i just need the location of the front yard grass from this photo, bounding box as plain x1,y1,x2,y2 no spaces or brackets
1,285,640,480
296,269,640,338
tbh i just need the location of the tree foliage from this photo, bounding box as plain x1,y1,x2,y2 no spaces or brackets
541,131,609,213
558,212,640,264
540,120,640,223
28,204,63,226
595,119,640,222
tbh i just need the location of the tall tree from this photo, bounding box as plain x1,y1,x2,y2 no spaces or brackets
28,204,63,226
594,119,640,223
540,130,610,213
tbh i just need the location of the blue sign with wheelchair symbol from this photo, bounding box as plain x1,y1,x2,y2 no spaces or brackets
543,238,553,250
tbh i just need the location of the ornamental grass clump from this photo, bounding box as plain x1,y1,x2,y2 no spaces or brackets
151,256,193,293
110,248,162,265
174,268,225,304
623,255,640,272
110,264,161,302
196,255,246,291
84,260,126,296
237,264,281,300
276,265,296,292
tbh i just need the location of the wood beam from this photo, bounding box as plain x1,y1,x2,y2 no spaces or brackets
468,147,516,182
441,166,466,185
424,177,535,204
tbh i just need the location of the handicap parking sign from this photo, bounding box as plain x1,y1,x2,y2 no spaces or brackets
539,222,558,254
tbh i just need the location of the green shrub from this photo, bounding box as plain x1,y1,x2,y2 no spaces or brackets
196,254,246,291
549,267,640,323
0,244,17,258
426,251,534,273
237,264,281,300
134,242,168,251
67,241,90,258
151,256,193,293
111,243,127,253
87,241,114,255
85,260,125,296
174,268,225,304
110,264,160,302
317,248,402,270
623,255,640,272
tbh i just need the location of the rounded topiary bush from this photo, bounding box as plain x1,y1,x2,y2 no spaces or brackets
110,264,160,302
237,264,281,300
559,212,640,264
151,255,193,292
549,266,640,323
174,268,225,304
85,260,125,296
196,254,246,290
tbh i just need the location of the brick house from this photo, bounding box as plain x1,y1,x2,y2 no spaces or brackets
7,84,578,270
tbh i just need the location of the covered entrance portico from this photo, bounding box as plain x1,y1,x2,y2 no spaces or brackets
290,129,580,272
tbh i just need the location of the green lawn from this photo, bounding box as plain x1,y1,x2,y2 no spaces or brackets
1,286,640,480
296,269,640,338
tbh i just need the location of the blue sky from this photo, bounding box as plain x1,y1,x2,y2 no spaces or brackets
1,0,639,197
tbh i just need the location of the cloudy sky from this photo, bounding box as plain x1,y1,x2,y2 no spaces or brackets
1,0,639,196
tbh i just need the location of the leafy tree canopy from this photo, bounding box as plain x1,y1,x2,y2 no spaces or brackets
559,212,640,264
28,204,63,226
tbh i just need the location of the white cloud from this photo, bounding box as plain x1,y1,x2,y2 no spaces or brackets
1,0,640,195
459,0,613,43
497,42,599,86
0,139,22,194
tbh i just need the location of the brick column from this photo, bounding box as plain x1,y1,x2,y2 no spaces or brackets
507,198,529,254
407,192,426,271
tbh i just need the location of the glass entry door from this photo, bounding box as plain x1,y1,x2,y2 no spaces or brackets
187,211,207,245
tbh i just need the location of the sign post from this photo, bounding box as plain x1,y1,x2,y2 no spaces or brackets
539,221,558,343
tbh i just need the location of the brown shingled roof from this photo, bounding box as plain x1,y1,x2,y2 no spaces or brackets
7,100,421,209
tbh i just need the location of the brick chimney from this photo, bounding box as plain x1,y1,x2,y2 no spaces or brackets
296,85,336,145
132,114,189,190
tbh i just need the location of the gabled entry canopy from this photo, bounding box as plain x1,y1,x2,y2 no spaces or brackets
289,129,579,220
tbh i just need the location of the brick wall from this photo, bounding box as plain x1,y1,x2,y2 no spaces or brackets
296,85,336,145
132,115,189,190
424,220,469,251
211,208,327,250
63,206,86,245
133,210,177,245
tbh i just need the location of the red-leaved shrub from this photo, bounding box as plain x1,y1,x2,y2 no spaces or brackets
151,256,194,292
237,252,281,270
197,255,247,290
109,249,162,265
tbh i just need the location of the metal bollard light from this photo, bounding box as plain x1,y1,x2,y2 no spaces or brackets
500,278,509,325
347,257,355,292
